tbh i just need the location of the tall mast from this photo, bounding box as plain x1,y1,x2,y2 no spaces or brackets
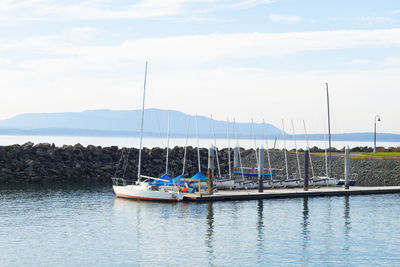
211,115,222,178
195,114,201,173
251,118,259,167
137,61,148,183
182,114,190,175
303,120,314,177
227,118,232,179
326,83,332,178
323,120,329,177
233,118,245,181
165,112,170,175
262,119,272,180
281,119,289,180
291,120,302,179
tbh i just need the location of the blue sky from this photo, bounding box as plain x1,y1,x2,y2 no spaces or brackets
0,0,400,134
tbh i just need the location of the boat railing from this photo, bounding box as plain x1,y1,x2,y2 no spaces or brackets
111,177,128,186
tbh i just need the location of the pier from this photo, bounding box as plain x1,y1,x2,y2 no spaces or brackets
183,186,400,202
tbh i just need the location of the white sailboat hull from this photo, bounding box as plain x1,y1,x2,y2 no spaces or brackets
283,179,302,188
311,177,338,187
214,179,235,190
112,183,184,202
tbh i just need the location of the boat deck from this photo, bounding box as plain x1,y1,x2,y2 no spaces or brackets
183,186,400,202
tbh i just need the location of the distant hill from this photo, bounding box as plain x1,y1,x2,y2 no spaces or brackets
0,109,399,142
0,109,283,138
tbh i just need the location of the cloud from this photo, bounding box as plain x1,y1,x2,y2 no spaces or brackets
392,10,400,14
231,0,274,8
348,59,370,65
0,0,274,22
4,28,400,62
382,56,400,67
269,14,302,23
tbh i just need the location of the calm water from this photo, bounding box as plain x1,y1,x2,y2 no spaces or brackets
1,184,400,266
0,135,399,149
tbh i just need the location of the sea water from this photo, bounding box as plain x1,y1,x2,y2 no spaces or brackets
1,184,400,266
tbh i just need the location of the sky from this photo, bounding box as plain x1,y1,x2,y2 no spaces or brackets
0,0,399,134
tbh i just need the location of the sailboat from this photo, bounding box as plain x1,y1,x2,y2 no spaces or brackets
311,83,338,187
111,62,184,201
212,117,235,190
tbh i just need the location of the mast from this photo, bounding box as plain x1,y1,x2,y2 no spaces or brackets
303,120,314,177
195,114,201,173
182,114,190,175
137,61,148,183
262,119,272,180
211,115,222,178
165,112,170,175
281,119,289,180
227,118,232,179
291,120,302,179
326,83,332,178
251,118,259,167
233,118,245,181
323,120,329,177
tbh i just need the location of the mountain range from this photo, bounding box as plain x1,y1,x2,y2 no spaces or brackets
0,109,399,142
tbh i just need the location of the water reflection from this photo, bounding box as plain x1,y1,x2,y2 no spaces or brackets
301,197,310,264
256,199,264,264
343,196,351,252
205,202,215,266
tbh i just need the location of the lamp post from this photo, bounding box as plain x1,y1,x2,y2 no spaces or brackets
374,115,381,153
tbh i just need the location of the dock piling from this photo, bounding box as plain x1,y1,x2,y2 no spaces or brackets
345,145,350,189
208,145,215,194
304,147,309,191
258,146,264,193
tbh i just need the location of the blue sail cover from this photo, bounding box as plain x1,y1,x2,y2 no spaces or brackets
192,172,208,180
149,173,172,186
172,174,188,186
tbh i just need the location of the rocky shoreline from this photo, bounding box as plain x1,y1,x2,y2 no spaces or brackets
0,142,399,186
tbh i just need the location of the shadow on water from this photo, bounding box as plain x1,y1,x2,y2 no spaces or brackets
343,196,351,253
256,199,264,264
205,202,215,266
301,197,310,264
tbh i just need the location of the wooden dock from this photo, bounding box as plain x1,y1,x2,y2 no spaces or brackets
183,186,400,202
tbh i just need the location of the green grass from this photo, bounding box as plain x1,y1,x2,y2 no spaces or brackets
362,152,400,156
309,151,400,160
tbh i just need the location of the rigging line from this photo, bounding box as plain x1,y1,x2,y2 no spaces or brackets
211,114,222,178
262,119,272,179
303,120,315,177
233,118,245,181
226,117,232,179
291,119,302,179
182,114,190,175
195,114,201,173
281,119,289,180
251,118,259,169
165,111,170,175
122,148,132,179
137,61,148,183
113,147,126,178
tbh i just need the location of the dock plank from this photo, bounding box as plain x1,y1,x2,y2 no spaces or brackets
183,186,400,201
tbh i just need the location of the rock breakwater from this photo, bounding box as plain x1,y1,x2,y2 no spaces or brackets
1,143,399,186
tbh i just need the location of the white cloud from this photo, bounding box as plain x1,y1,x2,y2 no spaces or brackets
348,59,370,65
269,14,302,23
3,28,400,67
0,0,273,22
392,10,400,14
382,56,400,67
231,0,274,8
1,29,400,133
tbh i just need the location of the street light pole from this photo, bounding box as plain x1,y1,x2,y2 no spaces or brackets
374,115,381,153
